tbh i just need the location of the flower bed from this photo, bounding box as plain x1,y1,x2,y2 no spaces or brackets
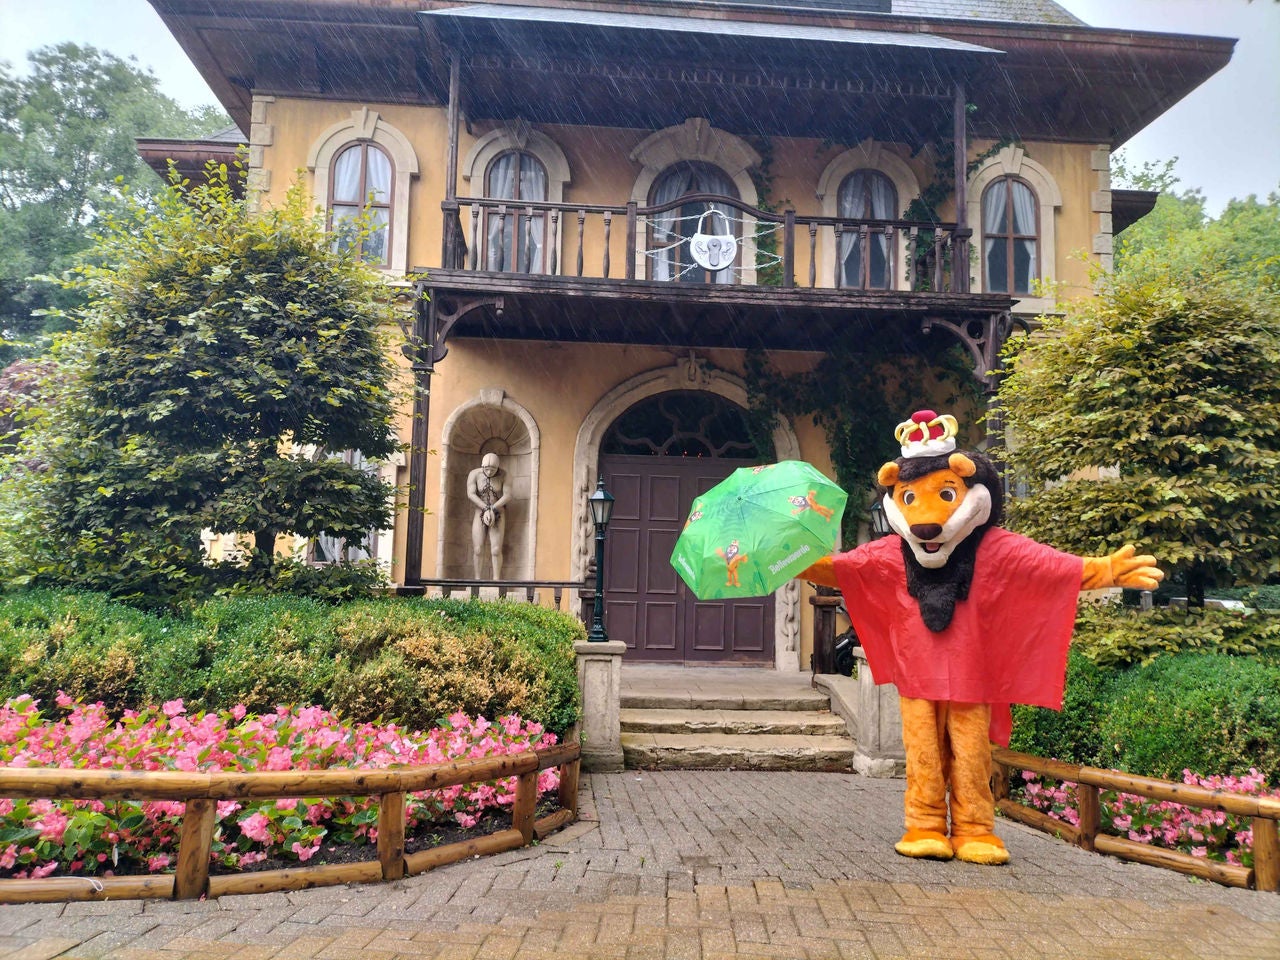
1015,768,1279,868
0,695,559,879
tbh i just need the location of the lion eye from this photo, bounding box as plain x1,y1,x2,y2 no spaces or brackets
940,488,957,502
902,491,916,505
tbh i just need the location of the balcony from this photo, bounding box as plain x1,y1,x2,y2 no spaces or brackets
440,192,973,295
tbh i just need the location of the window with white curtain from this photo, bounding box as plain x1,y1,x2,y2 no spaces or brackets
485,150,548,273
982,177,1039,294
648,161,738,283
837,170,897,290
309,450,376,565
329,142,392,266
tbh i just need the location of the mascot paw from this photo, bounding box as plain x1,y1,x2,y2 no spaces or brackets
894,829,954,860
953,835,1010,865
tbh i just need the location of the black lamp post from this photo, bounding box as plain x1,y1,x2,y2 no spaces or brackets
868,498,892,539
587,476,615,642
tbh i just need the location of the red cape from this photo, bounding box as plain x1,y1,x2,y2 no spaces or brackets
832,528,1083,745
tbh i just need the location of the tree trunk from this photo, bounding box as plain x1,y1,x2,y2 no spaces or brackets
1186,559,1206,609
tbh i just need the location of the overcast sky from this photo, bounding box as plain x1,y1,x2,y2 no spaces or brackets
1,0,1276,213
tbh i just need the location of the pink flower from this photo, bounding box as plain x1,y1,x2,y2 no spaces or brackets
291,841,319,862
162,699,186,718
147,854,171,872
230,704,247,721
238,812,273,844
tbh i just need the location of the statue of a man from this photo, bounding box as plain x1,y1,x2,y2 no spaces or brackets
466,452,512,579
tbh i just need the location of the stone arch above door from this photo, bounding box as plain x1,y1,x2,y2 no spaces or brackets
438,389,540,580
572,354,804,671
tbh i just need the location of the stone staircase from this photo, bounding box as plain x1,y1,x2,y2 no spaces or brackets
619,672,855,771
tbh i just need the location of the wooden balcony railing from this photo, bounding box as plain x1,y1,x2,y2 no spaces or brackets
0,742,580,904
441,194,972,294
992,746,1280,893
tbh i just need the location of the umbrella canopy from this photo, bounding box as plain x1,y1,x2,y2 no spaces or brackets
670,460,847,600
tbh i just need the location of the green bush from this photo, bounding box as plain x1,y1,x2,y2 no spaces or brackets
1098,654,1280,782
1071,602,1280,669
0,590,583,735
1010,647,1113,766
328,598,582,734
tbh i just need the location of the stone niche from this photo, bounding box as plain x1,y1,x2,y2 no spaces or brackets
438,392,539,581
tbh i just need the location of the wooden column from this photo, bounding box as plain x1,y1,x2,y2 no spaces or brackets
402,288,432,588
445,54,460,204
952,79,971,294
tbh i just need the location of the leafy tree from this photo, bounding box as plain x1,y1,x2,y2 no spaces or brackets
0,43,230,361
997,266,1280,605
1112,153,1280,288
0,163,401,605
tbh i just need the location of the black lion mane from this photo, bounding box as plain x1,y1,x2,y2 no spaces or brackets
881,450,1004,632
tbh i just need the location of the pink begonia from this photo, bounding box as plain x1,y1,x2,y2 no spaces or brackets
162,699,186,718
238,812,273,844
455,812,479,829
291,840,320,862
231,704,247,721
148,855,171,871
0,845,15,870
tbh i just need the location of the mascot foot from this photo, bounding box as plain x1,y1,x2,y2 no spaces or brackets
894,829,954,860
953,834,1010,865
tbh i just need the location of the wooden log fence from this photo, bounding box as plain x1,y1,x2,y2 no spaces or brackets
0,742,580,904
992,746,1280,893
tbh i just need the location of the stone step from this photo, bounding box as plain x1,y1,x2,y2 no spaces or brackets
620,687,831,712
621,732,854,772
620,707,847,737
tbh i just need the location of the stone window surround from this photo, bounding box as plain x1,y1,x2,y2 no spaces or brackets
967,146,1062,316
629,119,762,285
815,140,922,292
306,107,419,276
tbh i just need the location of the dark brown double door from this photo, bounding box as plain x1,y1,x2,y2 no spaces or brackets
601,455,774,662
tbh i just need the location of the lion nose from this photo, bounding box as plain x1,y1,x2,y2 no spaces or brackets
910,523,943,540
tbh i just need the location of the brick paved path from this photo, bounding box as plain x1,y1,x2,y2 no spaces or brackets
3,771,1279,959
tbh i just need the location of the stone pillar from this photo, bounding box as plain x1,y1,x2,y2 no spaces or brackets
851,647,906,778
574,640,626,772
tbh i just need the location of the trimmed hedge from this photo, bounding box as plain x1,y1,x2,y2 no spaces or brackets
0,589,583,735
1071,602,1280,669
1011,647,1280,785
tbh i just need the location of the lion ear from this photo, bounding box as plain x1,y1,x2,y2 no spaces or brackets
877,462,900,487
948,453,977,478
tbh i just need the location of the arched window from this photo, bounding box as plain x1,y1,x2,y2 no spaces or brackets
648,161,738,284
485,150,548,273
329,142,392,266
837,170,897,290
982,177,1039,294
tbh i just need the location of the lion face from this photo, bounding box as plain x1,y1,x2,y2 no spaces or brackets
876,453,993,569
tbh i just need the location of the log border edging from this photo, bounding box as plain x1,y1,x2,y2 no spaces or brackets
0,741,580,904
992,746,1280,893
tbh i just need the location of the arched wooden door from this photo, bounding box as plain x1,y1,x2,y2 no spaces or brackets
599,392,774,663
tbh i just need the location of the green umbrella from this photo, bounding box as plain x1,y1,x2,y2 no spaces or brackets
670,460,847,600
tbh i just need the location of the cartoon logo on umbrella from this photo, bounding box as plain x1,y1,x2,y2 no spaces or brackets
715,539,749,587
789,490,835,521
683,505,703,529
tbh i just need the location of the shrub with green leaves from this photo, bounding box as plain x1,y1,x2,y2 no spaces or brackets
1097,655,1280,782
0,163,399,605
0,590,583,736
1071,602,1280,669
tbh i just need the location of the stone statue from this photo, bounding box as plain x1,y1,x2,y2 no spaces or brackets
466,452,512,579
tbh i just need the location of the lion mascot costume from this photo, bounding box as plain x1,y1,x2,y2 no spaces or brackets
802,410,1162,866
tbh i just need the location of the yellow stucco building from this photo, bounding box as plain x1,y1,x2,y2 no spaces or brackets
143,0,1230,671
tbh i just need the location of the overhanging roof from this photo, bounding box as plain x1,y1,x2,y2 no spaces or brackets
147,0,1234,149
423,3,1001,55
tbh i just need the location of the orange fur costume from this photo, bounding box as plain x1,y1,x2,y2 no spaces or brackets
801,411,1162,865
